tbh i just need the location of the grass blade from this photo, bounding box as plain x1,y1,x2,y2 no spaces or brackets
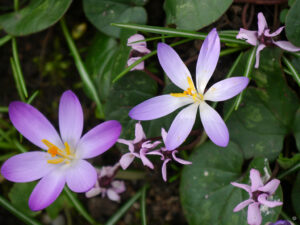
26,91,39,104
0,35,12,47
282,56,300,86
140,185,148,225
0,106,8,113
10,58,25,101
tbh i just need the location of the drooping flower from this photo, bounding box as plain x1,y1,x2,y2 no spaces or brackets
269,220,292,225
118,122,160,169
85,163,125,202
231,169,283,225
236,12,300,68
127,34,151,71
129,28,249,150
1,90,122,211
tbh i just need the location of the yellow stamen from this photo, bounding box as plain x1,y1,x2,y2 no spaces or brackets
47,158,64,164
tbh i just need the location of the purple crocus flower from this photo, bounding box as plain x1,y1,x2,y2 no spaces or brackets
127,34,151,71
269,220,292,225
0,90,121,211
85,163,125,202
237,12,300,68
118,123,160,169
231,169,283,225
129,28,249,150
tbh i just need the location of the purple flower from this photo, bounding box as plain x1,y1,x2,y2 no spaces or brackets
85,163,125,202
118,123,160,169
269,220,292,225
129,28,249,149
231,169,283,225
0,90,122,211
236,12,300,68
127,34,151,71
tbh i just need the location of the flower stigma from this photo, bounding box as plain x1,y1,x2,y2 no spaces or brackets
42,139,74,164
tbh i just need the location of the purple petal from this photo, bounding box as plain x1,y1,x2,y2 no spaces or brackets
107,189,120,202
66,160,97,192
236,28,258,46
111,180,126,193
199,102,229,147
157,43,192,90
9,102,63,150
59,90,83,149
134,122,146,143
258,12,268,36
141,140,161,149
119,153,136,170
165,104,198,150
76,120,121,159
247,202,262,225
258,194,283,208
129,95,193,121
196,28,220,93
233,199,254,212
140,148,154,169
273,41,300,52
258,179,280,195
264,26,284,37
172,151,192,165
29,169,66,211
162,159,171,182
204,77,249,102
127,34,150,54
255,44,266,68
161,128,167,143
250,169,263,192
1,152,56,182
127,57,144,71
231,182,252,196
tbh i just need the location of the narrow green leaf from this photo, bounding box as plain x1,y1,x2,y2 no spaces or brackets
0,196,42,225
13,139,28,153
278,162,300,179
10,58,25,101
141,185,148,225
0,141,16,149
0,153,15,161
111,23,248,46
0,106,8,113
26,91,39,104
219,47,246,57
0,35,12,47
282,55,300,86
60,19,105,118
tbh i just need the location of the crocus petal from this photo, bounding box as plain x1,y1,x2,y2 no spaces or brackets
9,102,63,150
134,122,146,143
236,28,258,46
29,169,66,211
231,182,252,196
127,34,150,54
273,41,300,52
257,194,283,208
140,148,154,169
162,159,171,182
1,152,56,182
119,153,136,170
264,26,284,37
165,103,198,150
258,12,268,36
107,189,120,202
196,28,220,93
250,169,263,192
258,179,280,195
247,202,262,225
111,180,126,193
85,186,101,198
204,77,249,102
59,90,83,149
127,57,144,71
233,199,254,212
157,43,192,90
255,44,266,68
76,120,121,159
172,151,192,165
199,102,229,147
66,159,97,192
129,95,193,121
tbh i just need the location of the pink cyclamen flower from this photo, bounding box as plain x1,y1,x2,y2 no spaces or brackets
1,90,122,211
129,28,249,150
118,123,160,170
85,163,125,202
236,12,300,68
231,169,283,225
127,34,151,71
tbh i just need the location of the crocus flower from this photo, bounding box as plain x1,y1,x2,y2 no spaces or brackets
129,28,249,150
1,90,121,211
85,163,125,202
231,169,283,225
118,122,160,169
236,12,300,68
127,34,151,71
269,220,292,225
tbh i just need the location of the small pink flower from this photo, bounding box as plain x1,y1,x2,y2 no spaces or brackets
231,169,282,225
236,12,300,68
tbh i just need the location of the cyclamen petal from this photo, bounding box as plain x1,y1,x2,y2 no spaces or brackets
140,148,154,169
250,169,263,192
258,179,280,195
107,189,121,202
273,41,300,52
127,57,144,71
255,44,266,69
236,28,258,46
257,12,268,36
233,199,254,212
264,26,284,37
162,159,171,182
231,182,252,196
127,34,150,54
134,122,146,143
119,153,135,170
257,194,283,208
247,202,262,225
172,151,192,165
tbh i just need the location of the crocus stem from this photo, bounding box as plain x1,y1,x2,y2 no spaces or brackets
277,162,300,179
60,19,105,118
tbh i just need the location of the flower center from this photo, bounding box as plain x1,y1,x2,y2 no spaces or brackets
42,139,74,164
170,77,204,103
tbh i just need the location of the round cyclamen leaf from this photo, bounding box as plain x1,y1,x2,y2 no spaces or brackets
0,0,72,36
285,0,300,46
180,142,282,225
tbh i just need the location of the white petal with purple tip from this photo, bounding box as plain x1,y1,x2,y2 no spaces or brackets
247,202,262,225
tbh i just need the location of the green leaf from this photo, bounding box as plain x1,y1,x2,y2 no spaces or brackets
164,0,233,30
0,0,72,36
46,195,68,219
277,153,300,169
180,142,282,225
83,0,147,38
293,108,300,151
286,0,300,46
292,172,300,217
